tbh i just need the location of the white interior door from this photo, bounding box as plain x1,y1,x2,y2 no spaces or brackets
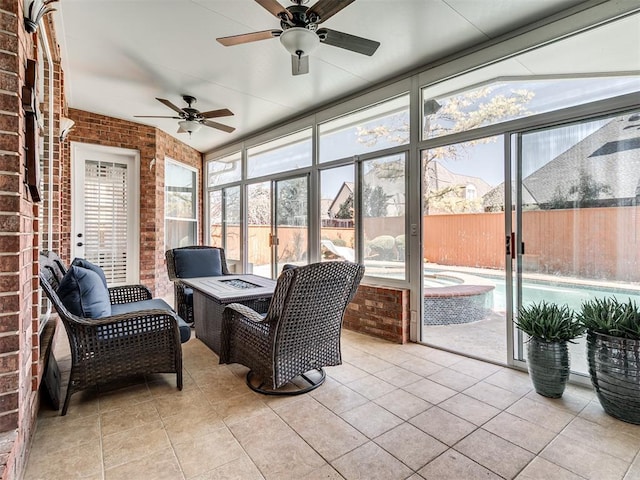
72,143,140,286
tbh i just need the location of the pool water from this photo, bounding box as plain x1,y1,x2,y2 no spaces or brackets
423,275,463,288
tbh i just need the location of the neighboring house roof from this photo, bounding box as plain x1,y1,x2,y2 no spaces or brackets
483,114,640,209
428,161,493,198
320,198,333,219
328,182,354,215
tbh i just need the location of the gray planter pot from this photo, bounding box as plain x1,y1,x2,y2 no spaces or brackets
527,337,570,398
587,331,640,425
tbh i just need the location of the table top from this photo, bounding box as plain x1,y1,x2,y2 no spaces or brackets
183,274,277,303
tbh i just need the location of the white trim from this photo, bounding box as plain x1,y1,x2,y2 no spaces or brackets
164,157,199,250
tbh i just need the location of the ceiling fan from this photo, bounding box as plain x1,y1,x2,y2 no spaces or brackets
134,95,235,135
216,0,380,75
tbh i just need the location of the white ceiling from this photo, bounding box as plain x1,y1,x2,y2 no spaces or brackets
54,0,623,153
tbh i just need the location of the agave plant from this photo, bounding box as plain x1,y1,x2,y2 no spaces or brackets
516,301,584,343
578,297,640,340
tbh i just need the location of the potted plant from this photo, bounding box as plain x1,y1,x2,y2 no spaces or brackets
578,297,640,424
516,301,584,398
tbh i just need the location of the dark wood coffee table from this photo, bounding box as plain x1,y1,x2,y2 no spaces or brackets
183,275,276,355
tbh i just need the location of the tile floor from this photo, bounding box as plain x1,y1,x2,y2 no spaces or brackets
24,329,640,480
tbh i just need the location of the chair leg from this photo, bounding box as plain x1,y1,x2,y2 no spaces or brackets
246,368,326,396
60,383,73,416
177,369,183,391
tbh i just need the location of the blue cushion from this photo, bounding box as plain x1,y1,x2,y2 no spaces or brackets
57,266,111,318
71,258,108,289
173,248,223,278
111,299,190,343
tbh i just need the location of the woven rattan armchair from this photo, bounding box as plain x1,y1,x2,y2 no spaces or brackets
220,261,364,394
165,246,230,325
40,251,184,415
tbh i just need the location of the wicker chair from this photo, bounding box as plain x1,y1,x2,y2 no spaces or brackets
40,251,185,415
220,261,364,395
165,246,230,325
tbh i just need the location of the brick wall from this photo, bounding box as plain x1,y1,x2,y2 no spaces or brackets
0,0,38,479
344,285,410,344
65,109,203,298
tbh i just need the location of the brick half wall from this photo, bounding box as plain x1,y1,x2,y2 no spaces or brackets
344,285,410,344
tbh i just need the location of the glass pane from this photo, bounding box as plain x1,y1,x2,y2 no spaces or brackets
247,182,271,277
165,219,197,249
319,94,410,163
423,76,639,141
276,177,308,270
247,129,311,179
518,111,640,376
165,162,196,219
420,136,507,364
321,165,355,262
208,151,241,186
224,186,241,263
209,190,222,246
362,154,406,279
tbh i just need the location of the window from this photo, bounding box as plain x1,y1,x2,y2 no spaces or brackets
319,94,410,163
321,165,355,262
247,129,312,179
165,160,197,249
362,153,406,279
208,151,241,187
465,184,477,200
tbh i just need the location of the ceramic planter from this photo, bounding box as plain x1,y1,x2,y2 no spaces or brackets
587,331,640,424
527,337,570,398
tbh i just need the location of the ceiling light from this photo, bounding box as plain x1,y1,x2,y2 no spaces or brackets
59,116,75,141
24,0,58,34
279,27,320,58
178,120,202,135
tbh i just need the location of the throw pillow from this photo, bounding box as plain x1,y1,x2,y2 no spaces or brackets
57,266,111,318
173,248,223,278
71,257,108,288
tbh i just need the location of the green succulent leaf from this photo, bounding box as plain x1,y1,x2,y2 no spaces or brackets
577,297,640,340
516,301,584,342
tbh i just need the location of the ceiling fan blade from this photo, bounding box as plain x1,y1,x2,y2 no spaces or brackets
308,0,355,23
134,115,181,119
255,0,292,20
156,98,185,114
217,29,281,46
291,55,309,76
203,120,235,133
200,108,234,119
319,28,380,56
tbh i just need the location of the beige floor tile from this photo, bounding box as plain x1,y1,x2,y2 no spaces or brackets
410,406,476,446
374,365,423,387
229,410,325,479
455,429,534,479
173,426,246,478
428,368,479,391
345,375,396,400
188,454,265,480
305,464,344,480
187,364,239,387
340,401,403,438
401,357,443,378
332,441,413,480
418,449,501,479
325,363,369,384
483,411,557,454
162,405,225,445
210,391,271,425
38,389,100,420
439,393,500,426
146,371,197,395
23,438,103,480
402,378,457,404
523,388,591,415
32,413,101,453
515,457,584,480
540,434,630,480
98,382,152,413
374,389,431,420
561,417,640,462
463,381,523,410
449,357,503,380
484,369,533,396
579,401,640,440
506,397,575,433
413,346,464,367
102,420,171,469
104,447,183,480
626,455,640,480
375,423,447,470
100,400,161,437
312,383,368,414
347,353,393,373
151,388,213,419
275,396,367,461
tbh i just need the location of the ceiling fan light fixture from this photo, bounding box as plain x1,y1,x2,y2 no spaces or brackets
279,27,319,57
178,120,202,135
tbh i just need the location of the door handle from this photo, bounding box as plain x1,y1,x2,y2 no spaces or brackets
77,242,84,247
